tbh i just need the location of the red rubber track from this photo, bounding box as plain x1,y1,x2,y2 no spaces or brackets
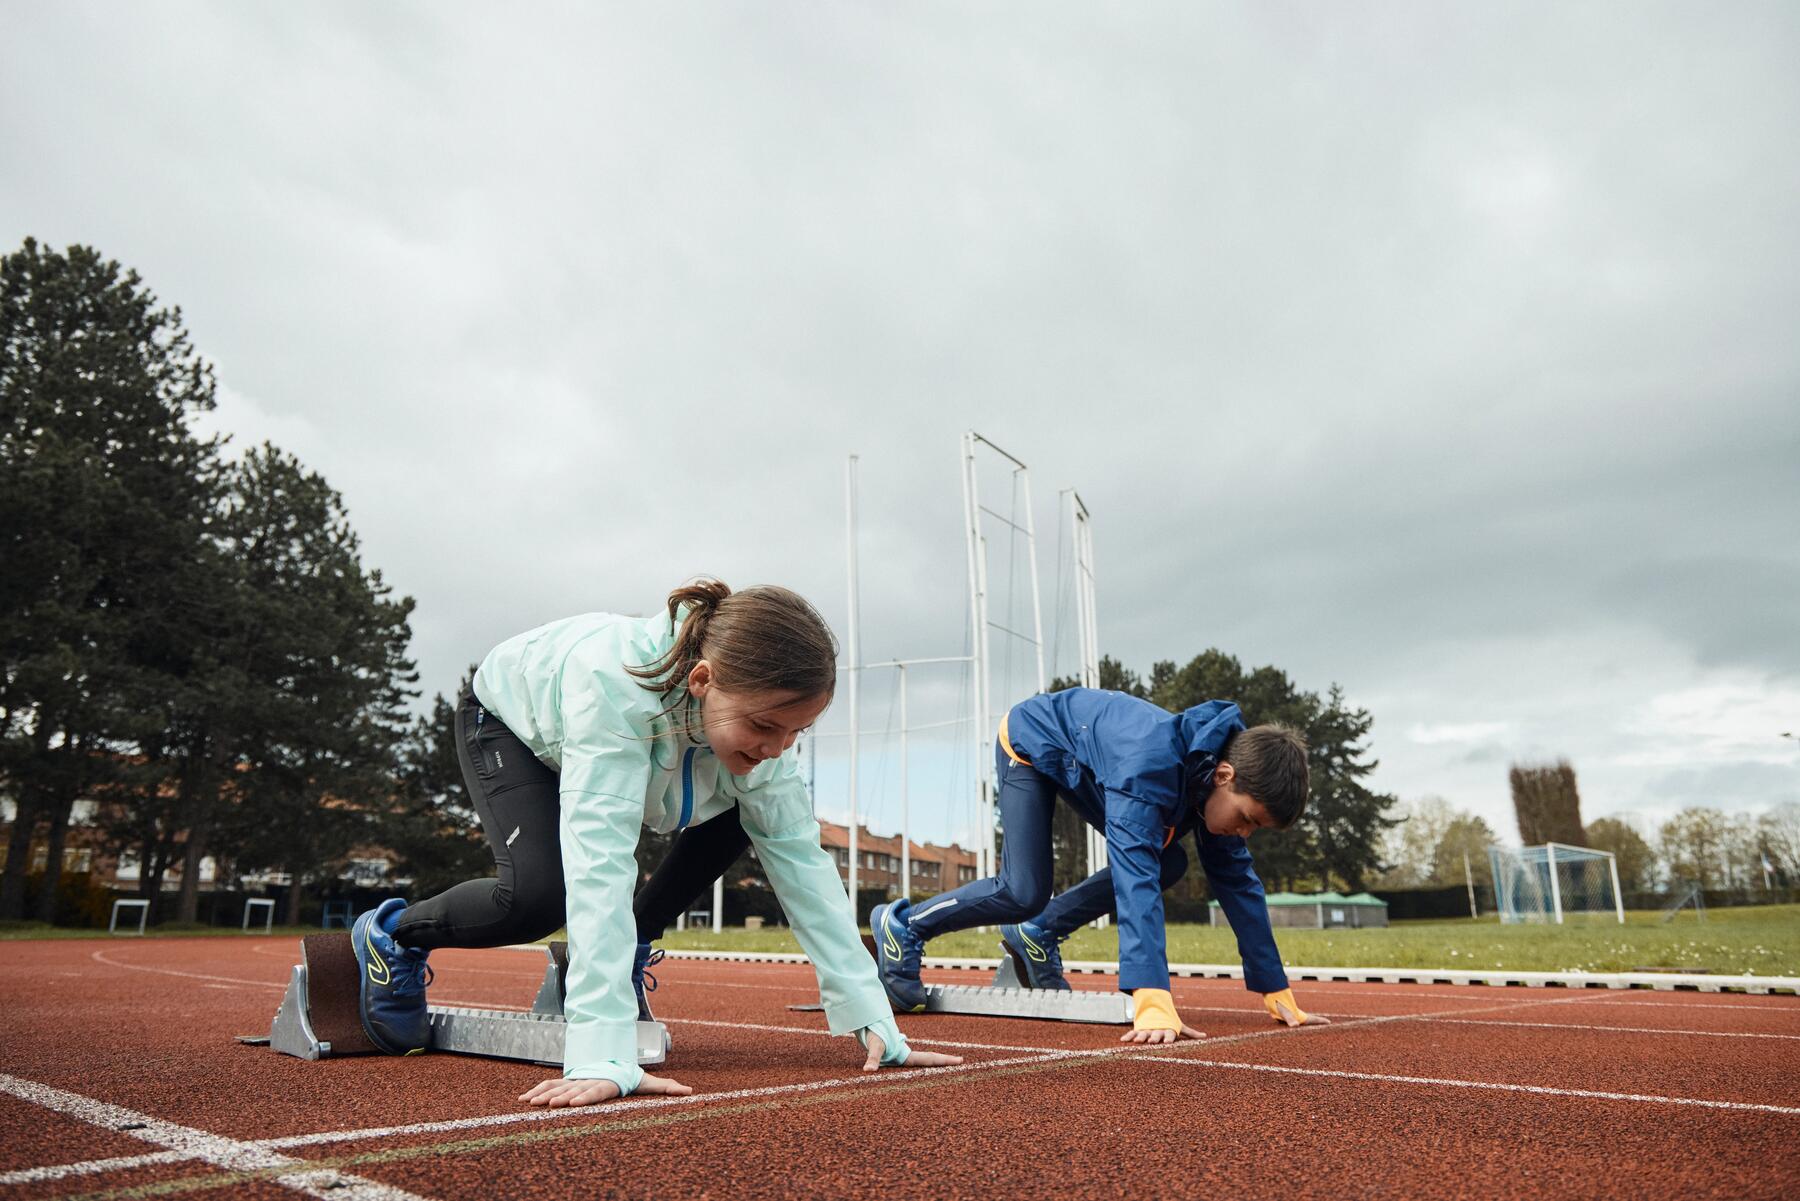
1,937,1796,1200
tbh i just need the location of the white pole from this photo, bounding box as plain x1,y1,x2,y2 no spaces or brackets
1464,851,1477,918
1019,469,1047,694
1069,491,1108,923
899,663,910,902
975,533,994,880
1608,852,1625,924
1546,843,1563,924
961,433,991,882
845,454,861,906
712,875,724,933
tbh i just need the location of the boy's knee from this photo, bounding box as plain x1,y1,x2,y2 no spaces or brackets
1158,844,1190,890
999,876,1052,917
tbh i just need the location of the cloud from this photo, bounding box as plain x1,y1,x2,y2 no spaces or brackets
4,2,1796,845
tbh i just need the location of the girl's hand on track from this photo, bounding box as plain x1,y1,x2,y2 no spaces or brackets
519,1071,693,1107
1119,1023,1205,1044
859,1030,965,1073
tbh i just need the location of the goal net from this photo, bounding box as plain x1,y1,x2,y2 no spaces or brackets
1489,843,1624,924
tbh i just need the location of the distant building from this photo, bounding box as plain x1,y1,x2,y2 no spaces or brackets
816,820,978,898
1210,890,1390,929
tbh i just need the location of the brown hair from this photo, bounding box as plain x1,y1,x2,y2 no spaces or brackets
628,579,838,710
1221,724,1310,828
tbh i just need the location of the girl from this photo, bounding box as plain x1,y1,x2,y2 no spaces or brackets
351,580,960,1106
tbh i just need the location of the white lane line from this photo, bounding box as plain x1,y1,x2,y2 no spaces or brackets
1533,994,1800,1013
661,1017,1088,1056
0,1073,436,1198
10,988,1596,1185
90,948,528,1012
1418,1017,1800,1041
90,948,285,990
0,1149,197,1185
1171,1005,1800,1040
252,1048,1094,1148
1143,1058,1800,1116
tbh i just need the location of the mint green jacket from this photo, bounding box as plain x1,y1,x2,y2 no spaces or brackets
473,609,906,1093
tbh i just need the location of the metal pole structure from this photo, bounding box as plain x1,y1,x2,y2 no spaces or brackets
1464,851,1478,918
1608,852,1625,924
898,663,909,902
960,433,991,881
1019,470,1047,694
1067,489,1108,922
712,876,724,933
975,534,995,879
845,454,861,906
1546,843,1563,925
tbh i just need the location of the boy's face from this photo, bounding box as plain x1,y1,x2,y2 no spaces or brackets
1201,763,1279,838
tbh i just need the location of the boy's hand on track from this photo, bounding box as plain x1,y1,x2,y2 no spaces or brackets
1263,989,1329,1027
860,1031,965,1072
1119,1023,1205,1044
519,1071,693,1107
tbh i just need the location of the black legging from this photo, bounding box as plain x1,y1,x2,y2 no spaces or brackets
393,686,749,950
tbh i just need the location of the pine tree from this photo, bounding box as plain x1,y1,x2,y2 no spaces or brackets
0,240,220,921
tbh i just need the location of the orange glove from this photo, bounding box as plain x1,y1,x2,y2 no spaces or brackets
1262,987,1326,1026
1123,989,1204,1043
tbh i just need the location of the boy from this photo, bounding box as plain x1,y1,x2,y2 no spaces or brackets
872,689,1323,1039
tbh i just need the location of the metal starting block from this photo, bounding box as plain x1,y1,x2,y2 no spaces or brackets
791,937,1135,1024
918,946,1135,1023
243,934,670,1066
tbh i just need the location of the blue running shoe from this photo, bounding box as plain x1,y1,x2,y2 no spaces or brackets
870,899,928,1013
632,942,664,1022
350,898,433,1055
999,921,1072,991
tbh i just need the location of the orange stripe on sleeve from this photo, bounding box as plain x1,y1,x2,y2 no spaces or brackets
998,713,1031,766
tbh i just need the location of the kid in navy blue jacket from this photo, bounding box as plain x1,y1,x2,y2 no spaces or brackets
872,688,1323,1039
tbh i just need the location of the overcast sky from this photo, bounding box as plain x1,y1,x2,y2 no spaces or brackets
5,3,1796,848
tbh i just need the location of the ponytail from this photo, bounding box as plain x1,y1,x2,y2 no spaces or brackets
628,578,838,707
628,578,734,699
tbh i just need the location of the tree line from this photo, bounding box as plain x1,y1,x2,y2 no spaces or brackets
1049,652,1399,898
1379,795,1800,895
2,238,1417,929
0,239,486,924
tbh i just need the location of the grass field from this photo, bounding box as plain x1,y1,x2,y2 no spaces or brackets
655,904,1800,977
6,905,1796,976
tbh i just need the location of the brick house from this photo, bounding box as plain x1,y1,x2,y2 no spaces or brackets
816,820,979,899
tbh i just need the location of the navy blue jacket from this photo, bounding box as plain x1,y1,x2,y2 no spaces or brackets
1005,688,1287,993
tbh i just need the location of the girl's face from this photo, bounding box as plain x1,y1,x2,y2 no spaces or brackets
687,660,831,775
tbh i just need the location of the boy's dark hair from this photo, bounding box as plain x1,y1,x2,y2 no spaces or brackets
1221,724,1310,828
629,578,839,706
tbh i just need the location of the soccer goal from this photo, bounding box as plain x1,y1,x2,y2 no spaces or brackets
1489,843,1625,925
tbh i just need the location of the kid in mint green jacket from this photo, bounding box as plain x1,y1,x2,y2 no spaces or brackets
350,580,961,1106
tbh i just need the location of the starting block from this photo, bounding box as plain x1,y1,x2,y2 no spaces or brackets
243,934,670,1067
918,944,1135,1023
793,937,1135,1024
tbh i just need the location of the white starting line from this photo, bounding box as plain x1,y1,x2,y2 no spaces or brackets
1143,1057,1800,1116
0,1073,435,1200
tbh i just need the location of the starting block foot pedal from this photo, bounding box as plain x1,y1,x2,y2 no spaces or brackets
922,982,1133,1024
244,935,670,1067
